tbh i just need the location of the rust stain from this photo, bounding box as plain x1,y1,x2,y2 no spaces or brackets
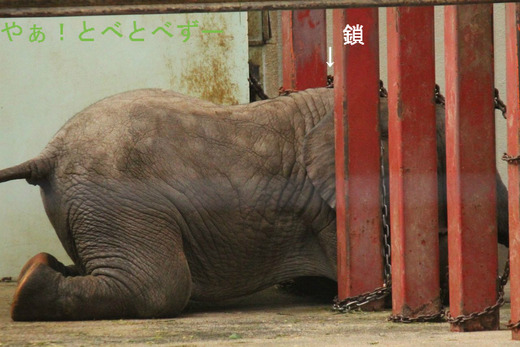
181,59,239,105
296,9,310,21
179,15,239,105
296,9,319,29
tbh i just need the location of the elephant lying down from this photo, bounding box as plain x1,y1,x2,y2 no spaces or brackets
0,87,508,321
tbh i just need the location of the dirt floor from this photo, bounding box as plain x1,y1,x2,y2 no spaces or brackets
0,281,518,346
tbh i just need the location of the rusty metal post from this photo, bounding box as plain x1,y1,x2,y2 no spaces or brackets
282,10,327,90
444,4,498,332
333,8,384,308
506,2,520,340
386,6,441,319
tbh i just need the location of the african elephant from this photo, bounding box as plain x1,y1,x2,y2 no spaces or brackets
0,87,508,321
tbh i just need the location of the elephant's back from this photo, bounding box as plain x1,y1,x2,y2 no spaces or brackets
45,89,233,181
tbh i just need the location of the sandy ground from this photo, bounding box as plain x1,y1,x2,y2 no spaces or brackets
0,281,518,346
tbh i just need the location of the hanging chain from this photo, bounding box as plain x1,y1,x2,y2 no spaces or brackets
502,149,520,329
335,82,511,326
495,88,507,119
380,145,392,285
502,153,520,164
248,74,269,101
447,259,509,326
384,84,445,322
332,81,392,313
332,138,392,313
435,84,446,107
327,75,334,88
252,76,511,326
411,84,509,325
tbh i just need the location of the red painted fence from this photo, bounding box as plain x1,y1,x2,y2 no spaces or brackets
1,0,519,341
507,2,520,340
387,6,441,320
282,2,520,340
444,4,498,331
332,8,383,308
282,10,327,90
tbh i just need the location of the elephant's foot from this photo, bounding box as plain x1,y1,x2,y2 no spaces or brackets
16,252,79,280
11,253,65,321
11,252,192,321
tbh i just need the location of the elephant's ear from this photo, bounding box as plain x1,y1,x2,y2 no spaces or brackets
303,113,337,209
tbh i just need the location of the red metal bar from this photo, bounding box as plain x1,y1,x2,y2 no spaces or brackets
444,4,498,332
386,6,440,318
282,10,327,90
506,2,520,340
333,8,384,307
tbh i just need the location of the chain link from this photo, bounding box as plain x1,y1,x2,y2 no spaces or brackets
502,153,520,164
327,75,334,88
389,311,446,323
380,143,392,284
508,320,520,330
248,74,269,101
380,102,444,323
435,84,446,107
495,88,507,119
256,77,511,327
379,80,388,98
446,258,509,325
336,83,510,325
332,284,391,313
332,139,393,313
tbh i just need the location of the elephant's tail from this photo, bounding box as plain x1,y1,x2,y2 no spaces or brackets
0,158,50,186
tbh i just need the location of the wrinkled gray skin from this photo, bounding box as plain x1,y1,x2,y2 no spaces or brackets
0,87,508,321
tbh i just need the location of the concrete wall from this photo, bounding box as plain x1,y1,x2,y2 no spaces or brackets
0,13,248,277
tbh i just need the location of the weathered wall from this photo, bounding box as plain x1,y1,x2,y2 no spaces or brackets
0,13,248,277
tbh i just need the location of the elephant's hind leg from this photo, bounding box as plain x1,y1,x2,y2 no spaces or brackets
11,224,192,321
11,249,191,321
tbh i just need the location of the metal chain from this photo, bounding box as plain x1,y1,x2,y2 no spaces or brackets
379,80,388,98
248,74,269,101
341,83,510,325
503,148,520,330
259,77,511,326
498,152,520,330
380,142,392,285
333,81,442,319
424,84,510,325
332,138,393,313
447,259,509,326
434,84,506,119
435,84,445,107
381,86,445,322
332,285,391,313
389,311,446,323
327,75,334,88
504,146,520,332
502,153,520,164
495,88,507,119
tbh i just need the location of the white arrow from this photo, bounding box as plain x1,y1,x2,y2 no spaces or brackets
326,46,334,67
